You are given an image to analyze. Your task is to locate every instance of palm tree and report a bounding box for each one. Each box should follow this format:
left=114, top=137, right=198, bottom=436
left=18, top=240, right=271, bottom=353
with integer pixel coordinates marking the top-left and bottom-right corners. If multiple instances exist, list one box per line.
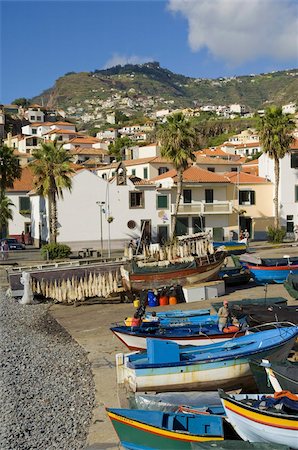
left=29, top=140, right=74, bottom=243
left=0, top=195, right=14, bottom=238
left=258, top=106, right=295, bottom=228
left=157, top=112, right=196, bottom=239
left=0, top=145, right=22, bottom=198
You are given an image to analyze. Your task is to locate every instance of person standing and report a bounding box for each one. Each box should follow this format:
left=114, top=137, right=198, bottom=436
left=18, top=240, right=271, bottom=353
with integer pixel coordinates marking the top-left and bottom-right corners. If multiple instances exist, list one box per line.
left=3, top=241, right=9, bottom=261
left=244, top=229, right=250, bottom=246
left=217, top=300, right=231, bottom=332
left=21, top=231, right=25, bottom=245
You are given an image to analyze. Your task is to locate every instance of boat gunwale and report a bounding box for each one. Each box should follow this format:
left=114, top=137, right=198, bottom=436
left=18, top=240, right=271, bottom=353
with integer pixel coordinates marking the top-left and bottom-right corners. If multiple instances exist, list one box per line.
left=125, top=328, right=298, bottom=370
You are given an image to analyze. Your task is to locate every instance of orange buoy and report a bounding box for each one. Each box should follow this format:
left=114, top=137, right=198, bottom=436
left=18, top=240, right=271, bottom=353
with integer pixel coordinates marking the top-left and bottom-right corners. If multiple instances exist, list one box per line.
left=169, top=295, right=177, bottom=305
left=159, top=295, right=169, bottom=306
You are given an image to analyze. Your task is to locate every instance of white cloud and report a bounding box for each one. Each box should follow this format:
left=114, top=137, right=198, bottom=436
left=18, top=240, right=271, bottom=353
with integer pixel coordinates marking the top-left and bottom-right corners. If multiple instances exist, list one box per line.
left=103, top=54, right=153, bottom=69
left=168, top=0, right=298, bottom=65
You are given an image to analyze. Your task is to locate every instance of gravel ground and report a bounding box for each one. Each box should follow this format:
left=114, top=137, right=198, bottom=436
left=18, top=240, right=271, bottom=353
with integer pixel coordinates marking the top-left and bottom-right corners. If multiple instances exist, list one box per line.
left=0, top=291, right=95, bottom=450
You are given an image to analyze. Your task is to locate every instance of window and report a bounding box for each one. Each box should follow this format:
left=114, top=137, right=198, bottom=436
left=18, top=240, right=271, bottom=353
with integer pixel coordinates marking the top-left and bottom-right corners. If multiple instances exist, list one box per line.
left=102, top=174, right=107, bottom=179
left=131, top=169, right=136, bottom=176
left=58, top=136, right=63, bottom=141
left=287, top=215, right=294, bottom=233
left=30, top=116, right=35, bottom=120
left=231, top=167, right=238, bottom=172
left=291, top=153, right=298, bottom=168
left=239, top=190, right=255, bottom=205
left=143, top=168, right=148, bottom=179
left=157, top=195, right=168, bottom=209
left=295, top=186, right=298, bottom=202
left=205, top=189, right=214, bottom=204
left=19, top=196, right=30, bottom=212
left=183, top=189, right=192, bottom=203
left=130, top=191, right=144, bottom=208
left=32, top=129, right=37, bottom=134
left=158, top=167, right=169, bottom=175
left=175, top=217, right=189, bottom=236
left=207, top=167, right=215, bottom=172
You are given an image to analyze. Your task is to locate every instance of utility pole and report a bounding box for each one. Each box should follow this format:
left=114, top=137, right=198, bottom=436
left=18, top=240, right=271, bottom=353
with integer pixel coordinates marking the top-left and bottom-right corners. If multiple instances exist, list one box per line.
left=96, top=201, right=105, bottom=257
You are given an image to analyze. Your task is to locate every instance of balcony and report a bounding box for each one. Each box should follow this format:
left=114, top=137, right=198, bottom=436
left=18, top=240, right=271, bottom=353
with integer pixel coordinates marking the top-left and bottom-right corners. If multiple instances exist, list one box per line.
left=171, top=201, right=232, bottom=215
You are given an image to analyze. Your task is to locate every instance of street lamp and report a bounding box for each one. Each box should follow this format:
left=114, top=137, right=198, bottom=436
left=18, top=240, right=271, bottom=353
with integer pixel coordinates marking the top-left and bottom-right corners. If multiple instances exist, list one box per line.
left=96, top=201, right=105, bottom=257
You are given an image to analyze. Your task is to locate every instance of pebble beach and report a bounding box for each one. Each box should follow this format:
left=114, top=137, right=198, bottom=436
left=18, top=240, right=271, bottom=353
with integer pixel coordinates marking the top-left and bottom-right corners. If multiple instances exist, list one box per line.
left=0, top=291, right=95, bottom=450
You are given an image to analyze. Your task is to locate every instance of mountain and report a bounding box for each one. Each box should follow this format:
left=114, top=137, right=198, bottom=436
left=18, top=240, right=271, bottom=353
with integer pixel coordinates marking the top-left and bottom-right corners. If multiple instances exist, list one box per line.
left=32, top=62, right=298, bottom=122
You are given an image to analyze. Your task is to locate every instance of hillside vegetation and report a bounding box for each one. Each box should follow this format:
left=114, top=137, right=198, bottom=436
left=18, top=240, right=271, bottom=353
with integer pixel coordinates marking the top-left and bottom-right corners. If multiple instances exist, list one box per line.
left=32, top=62, right=298, bottom=112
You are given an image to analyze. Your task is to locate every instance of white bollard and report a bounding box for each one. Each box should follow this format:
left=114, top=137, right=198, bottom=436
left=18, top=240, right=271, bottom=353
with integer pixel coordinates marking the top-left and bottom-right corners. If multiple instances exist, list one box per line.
left=19, top=271, right=34, bottom=305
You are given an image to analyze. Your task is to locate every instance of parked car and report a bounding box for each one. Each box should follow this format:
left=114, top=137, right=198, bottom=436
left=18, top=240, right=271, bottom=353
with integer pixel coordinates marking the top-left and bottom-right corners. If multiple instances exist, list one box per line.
left=0, top=238, right=25, bottom=250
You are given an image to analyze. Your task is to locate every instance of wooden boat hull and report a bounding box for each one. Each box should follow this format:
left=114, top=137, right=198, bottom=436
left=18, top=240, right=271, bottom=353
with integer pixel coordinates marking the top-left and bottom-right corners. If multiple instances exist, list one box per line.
left=107, top=408, right=224, bottom=450
left=127, top=252, right=226, bottom=291
left=111, top=327, right=245, bottom=351
left=116, top=329, right=297, bottom=393
left=220, top=392, right=298, bottom=449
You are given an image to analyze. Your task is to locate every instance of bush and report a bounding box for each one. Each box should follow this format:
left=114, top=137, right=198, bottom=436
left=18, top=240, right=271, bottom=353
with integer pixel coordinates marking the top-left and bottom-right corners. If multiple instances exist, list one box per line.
left=267, top=226, right=286, bottom=243
left=41, top=243, right=72, bottom=260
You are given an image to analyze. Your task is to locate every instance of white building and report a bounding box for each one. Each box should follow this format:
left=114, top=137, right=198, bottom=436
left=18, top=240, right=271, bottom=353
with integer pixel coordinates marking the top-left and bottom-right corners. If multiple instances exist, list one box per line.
left=258, top=138, right=298, bottom=235
left=24, top=105, right=45, bottom=123
left=96, top=156, right=172, bottom=180
left=282, top=103, right=296, bottom=115
left=30, top=169, right=172, bottom=249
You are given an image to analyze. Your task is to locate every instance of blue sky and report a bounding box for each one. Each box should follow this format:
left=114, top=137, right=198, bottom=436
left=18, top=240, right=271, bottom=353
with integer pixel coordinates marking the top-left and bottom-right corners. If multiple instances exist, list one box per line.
left=1, top=0, right=297, bottom=104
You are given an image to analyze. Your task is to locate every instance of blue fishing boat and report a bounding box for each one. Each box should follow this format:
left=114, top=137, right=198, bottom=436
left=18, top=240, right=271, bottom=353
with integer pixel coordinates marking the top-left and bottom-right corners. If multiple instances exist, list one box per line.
left=147, top=308, right=211, bottom=319
left=116, top=325, right=298, bottom=392
left=240, top=255, right=298, bottom=284
left=111, top=322, right=245, bottom=350
left=106, top=407, right=224, bottom=449
left=144, top=313, right=219, bottom=327
left=213, top=240, right=247, bottom=255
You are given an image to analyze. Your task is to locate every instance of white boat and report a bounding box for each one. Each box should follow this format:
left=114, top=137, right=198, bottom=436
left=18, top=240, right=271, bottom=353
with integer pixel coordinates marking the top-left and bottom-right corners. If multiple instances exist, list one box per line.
left=220, top=390, right=298, bottom=449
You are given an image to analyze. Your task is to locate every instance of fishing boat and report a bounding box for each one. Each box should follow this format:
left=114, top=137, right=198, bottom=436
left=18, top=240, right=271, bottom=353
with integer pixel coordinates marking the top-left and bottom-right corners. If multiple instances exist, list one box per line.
left=213, top=240, right=247, bottom=255
left=191, top=442, right=290, bottom=449
left=232, top=304, right=298, bottom=327
left=116, top=325, right=298, bottom=392
left=218, top=266, right=251, bottom=286
left=240, top=255, right=298, bottom=284
left=143, top=313, right=218, bottom=327
left=147, top=308, right=211, bottom=319
left=111, top=322, right=245, bottom=351
left=212, top=296, right=287, bottom=312
left=123, top=250, right=226, bottom=292
left=284, top=273, right=298, bottom=299
left=219, top=390, right=298, bottom=449
left=106, top=407, right=224, bottom=449
left=249, top=359, right=298, bottom=394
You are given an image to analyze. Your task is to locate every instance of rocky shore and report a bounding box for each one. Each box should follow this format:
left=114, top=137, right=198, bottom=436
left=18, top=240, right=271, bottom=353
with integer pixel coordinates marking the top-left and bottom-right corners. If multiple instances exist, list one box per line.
left=0, top=292, right=95, bottom=450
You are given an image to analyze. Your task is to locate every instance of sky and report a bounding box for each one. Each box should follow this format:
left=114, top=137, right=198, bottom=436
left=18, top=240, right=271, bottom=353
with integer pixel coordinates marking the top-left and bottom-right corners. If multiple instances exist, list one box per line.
left=1, top=0, right=298, bottom=104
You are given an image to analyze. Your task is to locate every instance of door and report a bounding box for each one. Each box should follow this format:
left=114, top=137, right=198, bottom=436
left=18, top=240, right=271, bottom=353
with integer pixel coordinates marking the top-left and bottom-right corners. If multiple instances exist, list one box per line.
left=239, top=216, right=252, bottom=238
left=157, top=225, right=169, bottom=244
left=205, top=189, right=214, bottom=204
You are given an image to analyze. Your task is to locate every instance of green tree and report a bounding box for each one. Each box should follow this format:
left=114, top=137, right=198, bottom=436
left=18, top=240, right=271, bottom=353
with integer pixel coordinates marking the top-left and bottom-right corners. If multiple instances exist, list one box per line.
left=29, top=140, right=74, bottom=244
left=11, top=97, right=31, bottom=107
left=108, top=136, right=133, bottom=161
left=157, top=112, right=196, bottom=239
left=258, top=106, right=295, bottom=228
left=0, top=196, right=14, bottom=238
left=0, top=145, right=22, bottom=197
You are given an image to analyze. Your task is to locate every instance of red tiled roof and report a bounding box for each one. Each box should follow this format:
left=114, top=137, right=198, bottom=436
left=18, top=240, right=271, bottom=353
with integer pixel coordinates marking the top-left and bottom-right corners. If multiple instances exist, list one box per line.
left=152, top=166, right=229, bottom=183
left=223, top=142, right=261, bottom=148
left=196, top=156, right=241, bottom=165
left=7, top=166, right=34, bottom=192
left=195, top=147, right=227, bottom=157
left=44, top=129, right=80, bottom=136
left=69, top=136, right=100, bottom=144
left=224, top=171, right=269, bottom=184
left=290, top=138, right=298, bottom=149
left=243, top=159, right=259, bottom=165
